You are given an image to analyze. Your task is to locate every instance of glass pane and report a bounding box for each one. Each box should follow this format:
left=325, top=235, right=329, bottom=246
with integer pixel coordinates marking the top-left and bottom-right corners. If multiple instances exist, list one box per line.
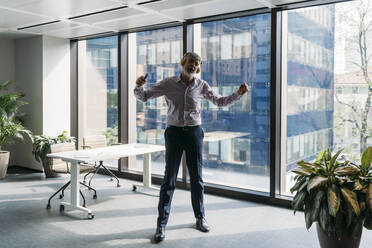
left=193, top=14, right=271, bottom=192
left=133, top=26, right=183, bottom=176
left=281, top=1, right=370, bottom=195
left=78, top=36, right=119, bottom=168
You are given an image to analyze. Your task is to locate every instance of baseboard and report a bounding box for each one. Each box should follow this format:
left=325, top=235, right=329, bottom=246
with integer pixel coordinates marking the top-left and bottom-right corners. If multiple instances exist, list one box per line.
left=7, top=165, right=43, bottom=174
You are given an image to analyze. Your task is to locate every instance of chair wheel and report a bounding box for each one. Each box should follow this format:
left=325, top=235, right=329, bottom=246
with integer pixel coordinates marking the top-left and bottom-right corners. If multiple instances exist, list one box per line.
left=83, top=181, right=86, bottom=184
left=46, top=204, right=51, bottom=209
left=59, top=194, right=64, bottom=199
left=59, top=205, right=65, bottom=212
left=88, top=213, right=94, bottom=219
left=93, top=194, right=97, bottom=199
left=117, top=184, right=121, bottom=187
left=109, top=178, right=114, bottom=181
left=83, top=203, right=87, bottom=207
left=132, top=185, right=137, bottom=191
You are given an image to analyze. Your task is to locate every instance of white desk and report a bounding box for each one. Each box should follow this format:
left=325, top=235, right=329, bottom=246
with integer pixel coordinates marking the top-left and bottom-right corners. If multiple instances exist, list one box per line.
left=47, top=143, right=165, bottom=219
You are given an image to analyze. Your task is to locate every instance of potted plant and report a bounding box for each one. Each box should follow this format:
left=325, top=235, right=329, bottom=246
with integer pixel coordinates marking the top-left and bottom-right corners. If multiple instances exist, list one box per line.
left=32, top=131, right=75, bottom=178
left=291, top=148, right=372, bottom=248
left=0, top=81, right=32, bottom=179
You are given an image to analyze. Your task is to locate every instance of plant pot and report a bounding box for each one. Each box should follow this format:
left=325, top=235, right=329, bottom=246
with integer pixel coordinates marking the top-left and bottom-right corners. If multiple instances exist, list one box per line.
left=41, top=157, right=60, bottom=178
left=0, top=151, right=10, bottom=179
left=316, top=223, right=363, bottom=248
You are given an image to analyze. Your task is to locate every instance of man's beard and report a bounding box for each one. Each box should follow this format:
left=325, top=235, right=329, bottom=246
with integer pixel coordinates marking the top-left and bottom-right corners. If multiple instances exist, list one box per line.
left=183, top=66, right=196, bottom=77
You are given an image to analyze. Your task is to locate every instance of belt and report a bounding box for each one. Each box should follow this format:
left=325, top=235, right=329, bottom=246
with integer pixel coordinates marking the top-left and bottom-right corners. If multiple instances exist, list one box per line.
left=169, top=125, right=200, bottom=131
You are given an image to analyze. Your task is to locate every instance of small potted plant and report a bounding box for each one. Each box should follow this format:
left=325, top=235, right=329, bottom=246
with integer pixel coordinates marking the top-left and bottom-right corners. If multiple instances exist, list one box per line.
left=0, top=81, right=32, bottom=179
left=32, top=131, right=75, bottom=178
left=291, top=147, right=372, bottom=248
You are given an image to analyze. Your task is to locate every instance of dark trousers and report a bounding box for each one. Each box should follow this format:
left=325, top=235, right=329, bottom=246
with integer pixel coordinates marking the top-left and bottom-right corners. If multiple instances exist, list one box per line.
left=157, top=125, right=205, bottom=228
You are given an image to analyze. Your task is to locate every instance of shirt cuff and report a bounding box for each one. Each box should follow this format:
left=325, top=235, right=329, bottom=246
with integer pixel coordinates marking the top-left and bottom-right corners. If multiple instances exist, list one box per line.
left=233, top=91, right=243, bottom=99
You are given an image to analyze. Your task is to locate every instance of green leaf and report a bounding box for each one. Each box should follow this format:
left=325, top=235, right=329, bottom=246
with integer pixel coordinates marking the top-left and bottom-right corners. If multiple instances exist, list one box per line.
left=361, top=147, right=372, bottom=171
left=328, top=149, right=343, bottom=171
left=353, top=180, right=364, bottom=191
left=292, top=190, right=307, bottom=213
left=307, top=176, right=328, bottom=192
left=367, top=184, right=372, bottom=212
left=341, top=188, right=360, bottom=216
left=291, top=167, right=311, bottom=176
left=305, top=207, right=313, bottom=230
left=290, top=178, right=307, bottom=194
left=364, top=211, right=372, bottom=230
left=327, top=185, right=340, bottom=217
left=345, top=205, right=353, bottom=228
left=319, top=202, right=329, bottom=232
left=311, top=190, right=325, bottom=221
left=334, top=166, right=360, bottom=176
left=316, top=150, right=326, bottom=163
left=335, top=211, right=346, bottom=240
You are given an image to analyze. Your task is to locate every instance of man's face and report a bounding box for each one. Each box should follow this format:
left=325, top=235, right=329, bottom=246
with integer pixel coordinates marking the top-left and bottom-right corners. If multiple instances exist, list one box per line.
left=182, top=57, right=201, bottom=77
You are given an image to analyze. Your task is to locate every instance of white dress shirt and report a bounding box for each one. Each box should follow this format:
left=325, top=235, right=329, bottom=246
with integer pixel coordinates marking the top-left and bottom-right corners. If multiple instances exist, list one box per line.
left=134, top=75, right=242, bottom=127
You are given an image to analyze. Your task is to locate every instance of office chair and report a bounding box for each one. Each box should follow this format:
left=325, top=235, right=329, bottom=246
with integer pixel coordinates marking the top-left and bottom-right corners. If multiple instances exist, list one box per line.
left=82, top=135, right=121, bottom=187
left=46, top=142, right=97, bottom=209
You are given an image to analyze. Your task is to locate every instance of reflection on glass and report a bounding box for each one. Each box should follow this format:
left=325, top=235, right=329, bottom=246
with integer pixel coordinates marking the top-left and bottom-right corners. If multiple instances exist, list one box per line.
left=134, top=26, right=183, bottom=175
left=78, top=36, right=118, bottom=167
left=281, top=1, right=356, bottom=195
left=195, top=14, right=271, bottom=192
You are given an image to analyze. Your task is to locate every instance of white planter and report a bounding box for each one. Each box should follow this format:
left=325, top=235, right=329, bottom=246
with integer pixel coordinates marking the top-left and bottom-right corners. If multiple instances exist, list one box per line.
left=0, top=151, right=10, bottom=179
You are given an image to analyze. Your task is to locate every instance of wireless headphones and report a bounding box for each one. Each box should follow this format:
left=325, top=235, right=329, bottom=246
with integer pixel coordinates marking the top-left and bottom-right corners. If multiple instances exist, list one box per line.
left=180, top=52, right=202, bottom=74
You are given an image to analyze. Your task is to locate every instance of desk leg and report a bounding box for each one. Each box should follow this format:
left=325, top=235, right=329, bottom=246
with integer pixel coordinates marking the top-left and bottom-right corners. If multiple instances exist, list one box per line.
left=60, top=162, right=94, bottom=219
left=132, top=153, right=158, bottom=193
left=143, top=153, right=151, bottom=187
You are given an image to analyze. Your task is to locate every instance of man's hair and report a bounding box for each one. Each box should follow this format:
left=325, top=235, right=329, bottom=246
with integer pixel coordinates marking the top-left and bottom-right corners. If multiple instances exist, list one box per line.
left=181, top=52, right=202, bottom=65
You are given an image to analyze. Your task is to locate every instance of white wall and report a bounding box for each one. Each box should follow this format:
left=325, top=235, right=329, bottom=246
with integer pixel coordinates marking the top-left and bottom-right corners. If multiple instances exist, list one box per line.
left=3, top=36, right=70, bottom=171
left=42, top=36, right=70, bottom=136
left=0, top=38, right=15, bottom=82
left=7, top=36, right=44, bottom=169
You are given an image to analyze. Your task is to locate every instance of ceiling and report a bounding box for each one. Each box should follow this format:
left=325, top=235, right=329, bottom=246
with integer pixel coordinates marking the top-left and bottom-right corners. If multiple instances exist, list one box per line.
left=0, top=0, right=322, bottom=39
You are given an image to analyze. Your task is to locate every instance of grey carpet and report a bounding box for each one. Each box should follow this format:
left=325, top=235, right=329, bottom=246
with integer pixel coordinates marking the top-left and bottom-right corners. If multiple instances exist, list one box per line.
left=0, top=171, right=371, bottom=248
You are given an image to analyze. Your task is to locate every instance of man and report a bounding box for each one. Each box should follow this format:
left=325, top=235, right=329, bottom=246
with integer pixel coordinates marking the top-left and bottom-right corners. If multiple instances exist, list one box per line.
left=134, top=52, right=248, bottom=243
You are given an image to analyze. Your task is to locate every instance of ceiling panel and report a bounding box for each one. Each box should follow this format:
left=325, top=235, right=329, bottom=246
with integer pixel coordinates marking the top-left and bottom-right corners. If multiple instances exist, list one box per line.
left=20, top=21, right=79, bottom=34
left=0, top=0, right=327, bottom=39
left=96, top=13, right=173, bottom=31
left=14, top=0, right=123, bottom=18
left=143, top=0, right=215, bottom=12
left=0, top=0, right=39, bottom=8
left=45, top=25, right=114, bottom=39
left=162, top=0, right=265, bottom=20
left=0, top=9, right=53, bottom=28
left=72, top=7, right=144, bottom=25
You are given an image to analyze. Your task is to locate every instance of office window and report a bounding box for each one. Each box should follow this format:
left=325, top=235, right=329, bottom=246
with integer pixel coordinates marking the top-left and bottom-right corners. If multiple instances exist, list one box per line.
left=281, top=0, right=372, bottom=196
left=129, top=26, right=183, bottom=175
left=191, top=14, right=271, bottom=192
left=78, top=36, right=119, bottom=167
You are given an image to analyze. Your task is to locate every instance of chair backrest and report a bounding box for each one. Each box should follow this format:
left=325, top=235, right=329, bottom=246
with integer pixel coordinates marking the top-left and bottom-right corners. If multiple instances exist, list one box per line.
left=50, top=142, right=76, bottom=173
left=83, top=135, right=107, bottom=149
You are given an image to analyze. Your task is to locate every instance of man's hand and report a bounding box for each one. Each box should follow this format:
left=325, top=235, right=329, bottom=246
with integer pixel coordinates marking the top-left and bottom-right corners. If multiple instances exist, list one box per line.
left=238, top=83, right=249, bottom=95
left=136, top=75, right=147, bottom=87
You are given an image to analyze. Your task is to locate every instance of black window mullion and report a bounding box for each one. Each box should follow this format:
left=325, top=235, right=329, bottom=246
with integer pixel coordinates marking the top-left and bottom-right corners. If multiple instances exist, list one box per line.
left=270, top=9, right=282, bottom=198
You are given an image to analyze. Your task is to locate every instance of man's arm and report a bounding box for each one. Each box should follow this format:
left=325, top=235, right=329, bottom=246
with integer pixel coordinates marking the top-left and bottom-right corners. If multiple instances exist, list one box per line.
left=202, top=81, right=248, bottom=107
left=134, top=76, right=167, bottom=102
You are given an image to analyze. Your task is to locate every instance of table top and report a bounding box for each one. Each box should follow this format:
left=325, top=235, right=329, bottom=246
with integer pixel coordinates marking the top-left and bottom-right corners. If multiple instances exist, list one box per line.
left=47, top=143, right=165, bottom=163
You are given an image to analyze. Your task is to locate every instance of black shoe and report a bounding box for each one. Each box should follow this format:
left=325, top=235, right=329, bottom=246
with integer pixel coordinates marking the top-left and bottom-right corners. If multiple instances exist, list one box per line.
left=153, top=226, right=165, bottom=243
left=196, top=218, right=210, bottom=232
